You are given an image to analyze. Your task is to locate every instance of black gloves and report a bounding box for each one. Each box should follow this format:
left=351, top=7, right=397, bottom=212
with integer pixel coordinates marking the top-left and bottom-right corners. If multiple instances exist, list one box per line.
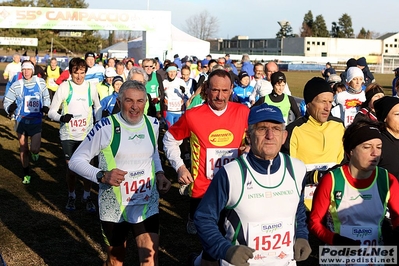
left=180, top=86, right=185, bottom=94
left=333, top=234, right=361, bottom=246
left=102, top=110, right=110, bottom=118
left=41, top=106, right=49, bottom=114
left=60, top=114, right=73, bottom=123
left=8, top=102, right=17, bottom=114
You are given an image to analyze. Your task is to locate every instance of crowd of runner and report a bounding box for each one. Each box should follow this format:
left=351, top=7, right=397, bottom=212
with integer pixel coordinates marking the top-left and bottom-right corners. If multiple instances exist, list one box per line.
left=2, top=51, right=399, bottom=265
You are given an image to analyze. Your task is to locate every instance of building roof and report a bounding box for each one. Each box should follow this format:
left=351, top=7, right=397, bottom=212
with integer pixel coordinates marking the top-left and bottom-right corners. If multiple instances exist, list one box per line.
left=377, top=32, right=398, bottom=40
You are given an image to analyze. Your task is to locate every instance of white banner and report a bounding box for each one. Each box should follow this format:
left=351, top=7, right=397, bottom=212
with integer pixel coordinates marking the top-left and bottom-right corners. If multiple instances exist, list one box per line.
left=0, top=6, right=170, bottom=31
left=0, top=37, right=38, bottom=46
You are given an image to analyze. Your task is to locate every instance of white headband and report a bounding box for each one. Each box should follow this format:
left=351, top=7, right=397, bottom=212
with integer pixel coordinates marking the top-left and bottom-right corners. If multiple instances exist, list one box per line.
left=21, top=62, right=34, bottom=70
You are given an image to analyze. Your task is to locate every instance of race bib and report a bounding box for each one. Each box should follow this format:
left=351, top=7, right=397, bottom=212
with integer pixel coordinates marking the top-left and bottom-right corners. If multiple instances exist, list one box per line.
left=303, top=185, right=317, bottom=211
left=344, top=108, right=358, bottom=127
left=304, top=162, right=336, bottom=211
left=68, top=117, right=87, bottom=132
left=340, top=225, right=379, bottom=247
left=206, top=148, right=238, bottom=179
left=120, top=170, right=152, bottom=206
left=24, top=95, right=40, bottom=113
left=247, top=219, right=294, bottom=265
left=49, top=78, right=57, bottom=87
left=167, top=98, right=182, bottom=111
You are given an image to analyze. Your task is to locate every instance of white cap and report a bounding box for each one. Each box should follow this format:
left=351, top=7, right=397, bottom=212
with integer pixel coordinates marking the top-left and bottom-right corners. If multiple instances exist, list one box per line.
left=105, top=67, right=117, bottom=78
left=346, top=67, right=364, bottom=83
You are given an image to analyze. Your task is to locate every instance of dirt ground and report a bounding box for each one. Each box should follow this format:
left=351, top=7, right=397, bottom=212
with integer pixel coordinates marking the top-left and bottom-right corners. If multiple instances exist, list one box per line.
left=0, top=111, right=324, bottom=266
left=0, top=109, right=208, bottom=265
left=0, top=65, right=326, bottom=266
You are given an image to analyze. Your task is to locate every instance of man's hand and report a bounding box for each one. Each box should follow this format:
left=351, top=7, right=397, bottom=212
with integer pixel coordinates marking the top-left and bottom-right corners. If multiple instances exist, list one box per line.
left=156, top=172, right=171, bottom=194
left=225, top=245, right=255, bottom=266
left=294, top=238, right=312, bottom=261
left=8, top=102, right=17, bottom=114
left=60, top=113, right=74, bottom=123
left=41, top=106, right=49, bottom=114
left=102, top=168, right=128, bottom=187
left=177, top=165, right=193, bottom=185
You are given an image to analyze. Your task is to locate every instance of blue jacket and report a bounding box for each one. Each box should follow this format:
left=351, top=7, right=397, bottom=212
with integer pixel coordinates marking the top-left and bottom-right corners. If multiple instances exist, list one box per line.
left=226, top=59, right=238, bottom=75
left=173, top=57, right=182, bottom=69
left=233, top=84, right=254, bottom=107
left=241, top=61, right=254, bottom=76
left=100, top=92, right=118, bottom=116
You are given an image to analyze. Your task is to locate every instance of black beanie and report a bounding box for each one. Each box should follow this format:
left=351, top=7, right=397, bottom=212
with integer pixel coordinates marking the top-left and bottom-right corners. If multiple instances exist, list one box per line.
left=271, top=71, right=286, bottom=87
left=374, top=96, right=399, bottom=122
left=364, top=85, right=384, bottom=106
left=112, top=76, right=124, bottom=87
left=303, top=77, right=333, bottom=104
left=346, top=58, right=357, bottom=68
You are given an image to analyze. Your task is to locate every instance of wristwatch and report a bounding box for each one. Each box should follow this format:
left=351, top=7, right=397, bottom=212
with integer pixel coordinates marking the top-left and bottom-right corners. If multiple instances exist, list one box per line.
left=96, top=170, right=106, bottom=183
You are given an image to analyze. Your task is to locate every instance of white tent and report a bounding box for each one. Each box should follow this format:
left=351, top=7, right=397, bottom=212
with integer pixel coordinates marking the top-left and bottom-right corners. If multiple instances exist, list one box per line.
left=166, top=25, right=210, bottom=60
left=128, top=25, right=210, bottom=61
left=100, top=42, right=128, bottom=59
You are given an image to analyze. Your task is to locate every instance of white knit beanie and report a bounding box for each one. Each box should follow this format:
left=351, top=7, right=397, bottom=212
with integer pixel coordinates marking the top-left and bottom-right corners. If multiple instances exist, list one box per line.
left=346, top=67, right=364, bottom=83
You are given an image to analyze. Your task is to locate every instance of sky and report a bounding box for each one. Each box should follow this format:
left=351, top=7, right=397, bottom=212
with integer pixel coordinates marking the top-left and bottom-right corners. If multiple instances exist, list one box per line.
left=85, top=0, right=399, bottom=39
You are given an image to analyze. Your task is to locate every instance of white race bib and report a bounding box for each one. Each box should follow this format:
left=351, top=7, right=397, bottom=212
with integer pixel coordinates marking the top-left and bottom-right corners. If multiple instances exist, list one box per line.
left=340, top=225, right=379, bottom=247
left=344, top=108, right=358, bottom=127
left=49, top=78, right=57, bottom=87
left=206, top=148, right=238, bottom=180
left=167, top=98, right=182, bottom=111
left=247, top=218, right=294, bottom=265
left=24, top=95, right=40, bottom=113
left=120, top=169, right=153, bottom=206
left=68, top=116, right=87, bottom=133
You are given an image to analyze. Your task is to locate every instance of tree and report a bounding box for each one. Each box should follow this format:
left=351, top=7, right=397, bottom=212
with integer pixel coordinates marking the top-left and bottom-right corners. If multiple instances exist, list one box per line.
left=300, top=10, right=313, bottom=37
left=184, top=10, right=219, bottom=40
left=276, top=22, right=295, bottom=38
left=36, top=0, right=87, bottom=8
left=313, top=15, right=329, bottom=37
left=357, top=27, right=372, bottom=39
left=338, top=13, right=354, bottom=38
left=330, top=22, right=340, bottom=37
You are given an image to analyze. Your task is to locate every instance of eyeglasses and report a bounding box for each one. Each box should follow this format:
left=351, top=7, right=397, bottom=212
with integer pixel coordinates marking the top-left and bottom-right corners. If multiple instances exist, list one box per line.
left=255, top=126, right=283, bottom=136
left=143, top=65, right=154, bottom=69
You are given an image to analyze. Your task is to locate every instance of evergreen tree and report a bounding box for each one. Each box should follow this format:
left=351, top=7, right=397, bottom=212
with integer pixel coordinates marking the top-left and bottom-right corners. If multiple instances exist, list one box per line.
left=313, top=15, right=329, bottom=37
left=300, top=10, right=313, bottom=37
left=330, top=22, right=340, bottom=37
left=276, top=22, right=295, bottom=38
left=338, top=13, right=354, bottom=38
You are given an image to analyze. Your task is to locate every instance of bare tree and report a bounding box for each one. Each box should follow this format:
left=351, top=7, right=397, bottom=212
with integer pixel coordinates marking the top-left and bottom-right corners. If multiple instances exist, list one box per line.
left=184, top=10, right=219, bottom=40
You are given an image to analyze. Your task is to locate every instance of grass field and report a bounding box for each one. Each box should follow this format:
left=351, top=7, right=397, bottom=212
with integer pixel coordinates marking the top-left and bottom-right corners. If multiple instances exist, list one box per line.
left=0, top=63, right=395, bottom=266
left=283, top=71, right=394, bottom=98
